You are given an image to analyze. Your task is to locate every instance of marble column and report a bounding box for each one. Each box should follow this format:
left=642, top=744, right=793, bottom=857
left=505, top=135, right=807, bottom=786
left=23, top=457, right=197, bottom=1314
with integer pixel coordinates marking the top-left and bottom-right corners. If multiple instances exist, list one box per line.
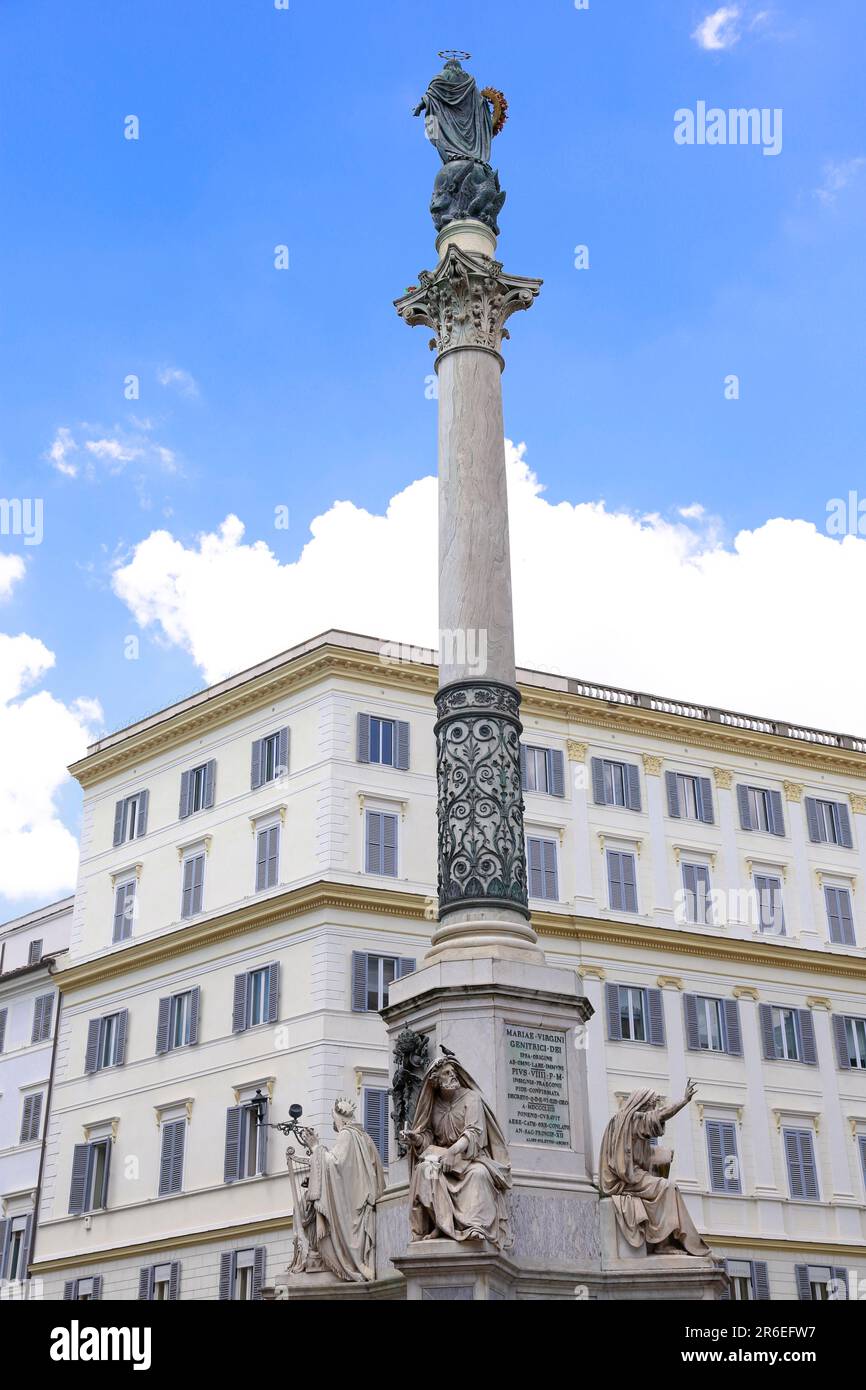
left=396, top=220, right=542, bottom=962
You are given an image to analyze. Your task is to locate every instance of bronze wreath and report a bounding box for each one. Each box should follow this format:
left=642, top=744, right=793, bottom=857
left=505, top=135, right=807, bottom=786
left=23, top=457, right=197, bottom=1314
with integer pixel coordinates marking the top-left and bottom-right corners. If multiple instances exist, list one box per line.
left=481, top=87, right=508, bottom=137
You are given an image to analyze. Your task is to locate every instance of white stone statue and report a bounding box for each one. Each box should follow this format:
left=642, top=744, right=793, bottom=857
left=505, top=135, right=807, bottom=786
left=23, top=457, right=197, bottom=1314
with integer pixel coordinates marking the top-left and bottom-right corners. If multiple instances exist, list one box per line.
left=598, top=1084, right=711, bottom=1256
left=287, top=1098, right=385, bottom=1283
left=400, top=1053, right=512, bottom=1250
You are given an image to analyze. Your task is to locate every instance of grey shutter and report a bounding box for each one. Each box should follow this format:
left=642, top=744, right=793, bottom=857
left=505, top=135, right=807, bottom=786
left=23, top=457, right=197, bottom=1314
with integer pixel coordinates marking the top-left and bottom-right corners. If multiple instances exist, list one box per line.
left=736, top=784, right=752, bottom=830
left=178, top=770, right=192, bottom=819
left=784, top=1130, right=803, bottom=1198
left=232, top=973, right=248, bottom=1033
left=257, top=1102, right=268, bottom=1175
left=64, top=1280, right=76, bottom=1300
left=224, top=1107, right=242, bottom=1183
left=20, top=1096, right=34, bottom=1143
left=69, top=1143, right=90, bottom=1214
left=277, top=727, right=289, bottom=778
left=528, top=837, right=543, bottom=898
left=395, top=720, right=410, bottom=771
left=665, top=771, right=680, bottom=818
left=706, top=1120, right=727, bottom=1192
left=622, top=852, right=637, bottom=912
left=858, top=1135, right=866, bottom=1185
left=169, top=1261, right=181, bottom=1300
left=112, top=884, right=127, bottom=943
left=682, top=863, right=698, bottom=921
left=170, top=1119, right=186, bottom=1193
left=84, top=1018, right=101, bottom=1073
left=18, top=1213, right=33, bottom=1282
left=266, top=961, right=280, bottom=1023
left=364, top=1088, right=389, bottom=1163
left=356, top=713, right=371, bottom=763
left=191, top=853, right=204, bottom=914
left=786, top=1129, right=819, bottom=1201
left=606, top=983, right=623, bottom=1041
left=543, top=838, right=558, bottom=899
left=181, top=856, right=194, bottom=917
left=768, top=790, right=785, bottom=836
left=519, top=744, right=528, bottom=790
left=548, top=748, right=565, bottom=798
left=252, top=1247, right=266, bottom=1301
left=723, top=998, right=743, bottom=1056
left=800, top=1132, right=820, bottom=1201
left=758, top=1003, right=777, bottom=1059
left=838, top=889, right=855, bottom=946
left=626, top=762, right=642, bottom=811
left=115, top=1008, right=129, bottom=1066
left=155, top=997, right=171, bottom=1055
left=832, top=1014, right=851, bottom=1069
left=91, top=1275, right=103, bottom=1300
left=795, top=1265, right=811, bottom=1301
left=137, top=789, right=149, bottom=836
left=218, top=1250, right=234, bottom=1300
left=607, top=851, right=621, bottom=910
left=113, top=799, right=125, bottom=846
left=683, top=994, right=701, bottom=1051
left=753, top=1261, right=770, bottom=1300
left=97, top=1141, right=112, bottom=1208
left=365, top=810, right=381, bottom=873
left=250, top=738, right=263, bottom=790
left=0, top=1009, right=6, bottom=1052
left=382, top=813, right=398, bottom=876
left=22, top=1092, right=43, bottom=1143
left=832, top=1268, right=849, bottom=1298
left=697, top=776, right=714, bottom=824
left=0, top=1219, right=8, bottom=1279
left=837, top=801, right=853, bottom=849
left=798, top=1009, right=817, bottom=1065
left=159, top=1119, right=185, bottom=1196
left=397, top=957, right=416, bottom=978
left=591, top=757, right=606, bottom=805
left=255, top=829, right=268, bottom=891
left=138, top=1266, right=153, bottom=1300
left=351, top=952, right=368, bottom=1011
left=204, top=759, right=216, bottom=809
left=804, top=796, right=822, bottom=843
left=189, top=986, right=201, bottom=1045
left=647, top=988, right=665, bottom=1046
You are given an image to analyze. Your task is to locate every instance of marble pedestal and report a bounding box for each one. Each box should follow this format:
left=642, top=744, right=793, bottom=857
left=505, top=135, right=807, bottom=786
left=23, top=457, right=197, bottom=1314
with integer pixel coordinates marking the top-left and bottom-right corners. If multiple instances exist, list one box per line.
left=393, top=1239, right=519, bottom=1301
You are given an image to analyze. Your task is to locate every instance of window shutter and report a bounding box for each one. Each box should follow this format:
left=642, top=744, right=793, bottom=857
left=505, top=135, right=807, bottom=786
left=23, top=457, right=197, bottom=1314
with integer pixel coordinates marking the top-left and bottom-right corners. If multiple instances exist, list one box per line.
left=257, top=1101, right=269, bottom=1176
left=19, top=1213, right=33, bottom=1282
left=366, top=810, right=381, bottom=874
left=736, top=784, right=752, bottom=830
left=90, top=1275, right=103, bottom=1300
left=169, top=1261, right=181, bottom=1300
left=543, top=838, right=558, bottom=899
left=591, top=757, right=606, bottom=805
left=698, top=777, right=714, bottom=824
left=178, top=770, right=192, bottom=820
left=784, top=1130, right=804, bottom=1198
left=20, top=1095, right=34, bottom=1144
left=832, top=1014, right=851, bottom=1069
left=155, top=997, right=171, bottom=1055
left=706, top=1120, right=728, bottom=1192
left=626, top=762, right=642, bottom=811
left=683, top=994, right=701, bottom=1051
left=112, top=884, right=127, bottom=944
left=752, top=1261, right=770, bottom=1301
left=758, top=1003, right=777, bottom=1059
left=351, top=952, right=368, bottom=1011
left=218, top=1251, right=234, bottom=1300
left=397, top=957, right=416, bottom=978
left=794, top=1265, right=811, bottom=1301
left=798, top=1009, right=817, bottom=1065
left=84, top=1018, right=101, bottom=1074
left=786, top=1129, right=819, bottom=1201
left=800, top=1133, right=819, bottom=1201
left=837, top=802, right=853, bottom=849
left=23, top=1092, right=43, bottom=1143
left=97, top=1142, right=112, bottom=1209
left=858, top=1135, right=866, bottom=1185
left=528, top=837, right=543, bottom=898
left=647, top=988, right=665, bottom=1046
left=137, top=789, right=149, bottom=836
left=607, top=851, right=621, bottom=910
left=189, top=986, right=201, bottom=1045
left=232, top=974, right=248, bottom=1033
left=69, top=1143, right=90, bottom=1214
left=605, top=983, right=622, bottom=1041
left=255, top=829, right=269, bottom=891
left=519, top=744, right=528, bottom=790
left=0, top=1219, right=8, bottom=1280
left=831, top=1268, right=849, bottom=1299
left=192, top=853, right=204, bottom=914
left=665, top=770, right=680, bottom=817
left=113, top=800, right=125, bottom=846
left=381, top=813, right=398, bottom=877
left=160, top=1119, right=185, bottom=1196
left=63, top=1279, right=76, bottom=1300
left=224, top=1107, right=242, bottom=1183
left=138, top=1266, right=153, bottom=1300
left=204, top=759, right=216, bottom=809
left=115, top=1009, right=129, bottom=1066
left=277, top=727, right=289, bottom=777
left=838, top=890, right=855, bottom=946
left=364, top=1088, right=389, bottom=1163
left=395, top=720, right=410, bottom=771
left=181, top=856, right=194, bottom=917
left=622, top=852, right=637, bottom=912
left=356, top=713, right=371, bottom=763
left=0, top=1009, right=6, bottom=1052
left=768, top=790, right=785, bottom=837
left=250, top=738, right=263, bottom=790
left=266, top=961, right=280, bottom=1023
left=548, top=748, right=565, bottom=798
left=804, top=796, right=821, bottom=843
left=252, top=1247, right=266, bottom=1301
left=723, top=998, right=743, bottom=1056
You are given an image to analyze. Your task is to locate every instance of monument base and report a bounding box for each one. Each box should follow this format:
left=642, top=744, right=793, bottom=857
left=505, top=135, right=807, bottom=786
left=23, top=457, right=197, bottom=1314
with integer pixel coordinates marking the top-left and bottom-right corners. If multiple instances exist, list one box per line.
left=261, top=1269, right=404, bottom=1301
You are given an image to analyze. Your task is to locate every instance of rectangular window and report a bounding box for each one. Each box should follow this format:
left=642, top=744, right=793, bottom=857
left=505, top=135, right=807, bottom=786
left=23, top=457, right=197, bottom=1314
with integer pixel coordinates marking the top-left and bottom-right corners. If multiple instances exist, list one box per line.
left=706, top=1119, right=741, bottom=1194
left=592, top=757, right=641, bottom=810
left=370, top=716, right=395, bottom=767
left=189, top=764, right=208, bottom=815
left=85, top=1010, right=127, bottom=1072
left=606, top=849, right=638, bottom=912
left=248, top=968, right=269, bottom=1028
left=0, top=1008, right=7, bottom=1053
left=749, top=787, right=771, bottom=832
left=666, top=771, right=714, bottom=824
left=527, top=835, right=559, bottom=900
left=619, top=985, right=647, bottom=1042
left=363, top=1087, right=389, bottom=1164
left=69, top=1138, right=112, bottom=1214
left=681, top=862, right=711, bottom=924
left=357, top=713, right=409, bottom=769
left=112, top=879, right=136, bottom=943
left=232, top=963, right=279, bottom=1033
left=805, top=796, right=853, bottom=847
left=31, top=993, right=53, bottom=1043
left=521, top=745, right=565, bottom=797
left=696, top=996, right=725, bottom=1052
left=351, top=952, right=416, bottom=1012
left=113, top=790, right=149, bottom=846
left=737, top=783, right=784, bottom=835
left=784, top=1128, right=820, bottom=1202
left=255, top=824, right=280, bottom=891
left=824, top=885, right=855, bottom=946
left=524, top=745, right=548, bottom=793
left=158, top=1118, right=186, bottom=1197
left=20, top=1093, right=44, bottom=1144
left=3, top=1217, right=30, bottom=1282
left=181, top=852, right=205, bottom=918
left=99, top=1014, right=118, bottom=1069
left=845, top=1016, right=866, bottom=1069
left=171, top=992, right=192, bottom=1049
left=754, top=873, right=785, bottom=934
left=153, top=1263, right=172, bottom=1301
left=365, top=810, right=398, bottom=877
left=771, top=1006, right=801, bottom=1061
left=726, top=1260, right=770, bottom=1300
left=235, top=1249, right=256, bottom=1301
left=28, top=939, right=43, bottom=964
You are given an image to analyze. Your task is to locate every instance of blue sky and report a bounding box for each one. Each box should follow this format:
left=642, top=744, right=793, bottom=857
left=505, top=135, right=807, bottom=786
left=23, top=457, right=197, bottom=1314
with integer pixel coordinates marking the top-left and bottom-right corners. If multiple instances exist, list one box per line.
left=1, top=0, right=865, bottom=916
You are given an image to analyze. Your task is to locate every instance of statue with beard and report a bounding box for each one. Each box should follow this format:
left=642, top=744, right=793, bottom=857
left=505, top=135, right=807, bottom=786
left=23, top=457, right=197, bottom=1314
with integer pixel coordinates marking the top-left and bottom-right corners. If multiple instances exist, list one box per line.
left=400, top=1051, right=512, bottom=1249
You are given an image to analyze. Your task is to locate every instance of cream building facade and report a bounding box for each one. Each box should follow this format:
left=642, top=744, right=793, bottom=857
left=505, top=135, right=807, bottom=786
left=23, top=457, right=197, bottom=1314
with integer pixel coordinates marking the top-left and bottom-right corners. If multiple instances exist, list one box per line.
left=28, top=631, right=866, bottom=1300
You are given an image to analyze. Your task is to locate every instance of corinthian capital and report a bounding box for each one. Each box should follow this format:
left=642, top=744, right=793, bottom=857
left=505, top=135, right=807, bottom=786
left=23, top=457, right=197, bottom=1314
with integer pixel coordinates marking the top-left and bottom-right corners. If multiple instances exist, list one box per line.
left=395, top=243, right=541, bottom=362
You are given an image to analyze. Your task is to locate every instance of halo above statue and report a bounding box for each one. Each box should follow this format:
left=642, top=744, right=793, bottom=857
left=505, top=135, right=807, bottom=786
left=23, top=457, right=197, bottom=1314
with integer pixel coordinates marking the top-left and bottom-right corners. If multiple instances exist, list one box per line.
left=437, top=49, right=472, bottom=61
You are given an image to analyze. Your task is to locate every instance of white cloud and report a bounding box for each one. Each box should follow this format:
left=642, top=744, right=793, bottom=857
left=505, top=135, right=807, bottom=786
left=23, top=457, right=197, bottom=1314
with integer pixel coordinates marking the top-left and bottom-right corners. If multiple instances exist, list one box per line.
left=0, top=631, right=101, bottom=901
left=45, top=422, right=179, bottom=486
left=113, top=442, right=866, bottom=734
left=85, top=438, right=144, bottom=466
left=0, top=555, right=25, bottom=601
left=692, top=6, right=743, bottom=50
left=157, top=366, right=199, bottom=398
left=46, top=426, right=79, bottom=477
left=814, top=157, right=866, bottom=207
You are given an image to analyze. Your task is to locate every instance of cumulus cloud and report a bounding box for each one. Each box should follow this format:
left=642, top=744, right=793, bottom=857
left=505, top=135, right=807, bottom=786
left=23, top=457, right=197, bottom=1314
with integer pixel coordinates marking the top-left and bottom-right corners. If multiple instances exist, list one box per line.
left=692, top=6, right=743, bottom=50
left=112, top=443, right=866, bottom=734
left=814, top=157, right=866, bottom=207
left=0, top=555, right=25, bottom=600
left=157, top=366, right=199, bottom=398
left=0, top=631, right=101, bottom=901
left=45, top=421, right=178, bottom=484
left=46, top=426, right=79, bottom=477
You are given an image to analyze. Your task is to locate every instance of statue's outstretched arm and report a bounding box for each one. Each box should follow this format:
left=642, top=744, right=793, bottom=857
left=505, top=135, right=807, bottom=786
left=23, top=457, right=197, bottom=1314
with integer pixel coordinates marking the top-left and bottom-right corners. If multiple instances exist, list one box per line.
left=412, top=98, right=426, bottom=117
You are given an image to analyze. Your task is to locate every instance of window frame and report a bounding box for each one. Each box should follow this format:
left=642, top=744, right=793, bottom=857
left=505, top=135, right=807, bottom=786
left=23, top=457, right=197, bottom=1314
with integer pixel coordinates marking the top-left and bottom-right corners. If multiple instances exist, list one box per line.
left=255, top=820, right=280, bottom=892
left=180, top=849, right=205, bottom=919
left=606, top=847, right=639, bottom=913
left=527, top=833, right=559, bottom=901
left=771, top=1005, right=801, bottom=1061
left=845, top=1015, right=866, bottom=1069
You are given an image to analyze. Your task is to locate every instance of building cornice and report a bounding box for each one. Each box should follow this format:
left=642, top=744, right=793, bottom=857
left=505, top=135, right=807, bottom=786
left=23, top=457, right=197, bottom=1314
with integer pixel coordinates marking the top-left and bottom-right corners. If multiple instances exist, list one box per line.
left=52, top=881, right=866, bottom=993
left=30, top=1212, right=296, bottom=1274
left=69, top=642, right=866, bottom=788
